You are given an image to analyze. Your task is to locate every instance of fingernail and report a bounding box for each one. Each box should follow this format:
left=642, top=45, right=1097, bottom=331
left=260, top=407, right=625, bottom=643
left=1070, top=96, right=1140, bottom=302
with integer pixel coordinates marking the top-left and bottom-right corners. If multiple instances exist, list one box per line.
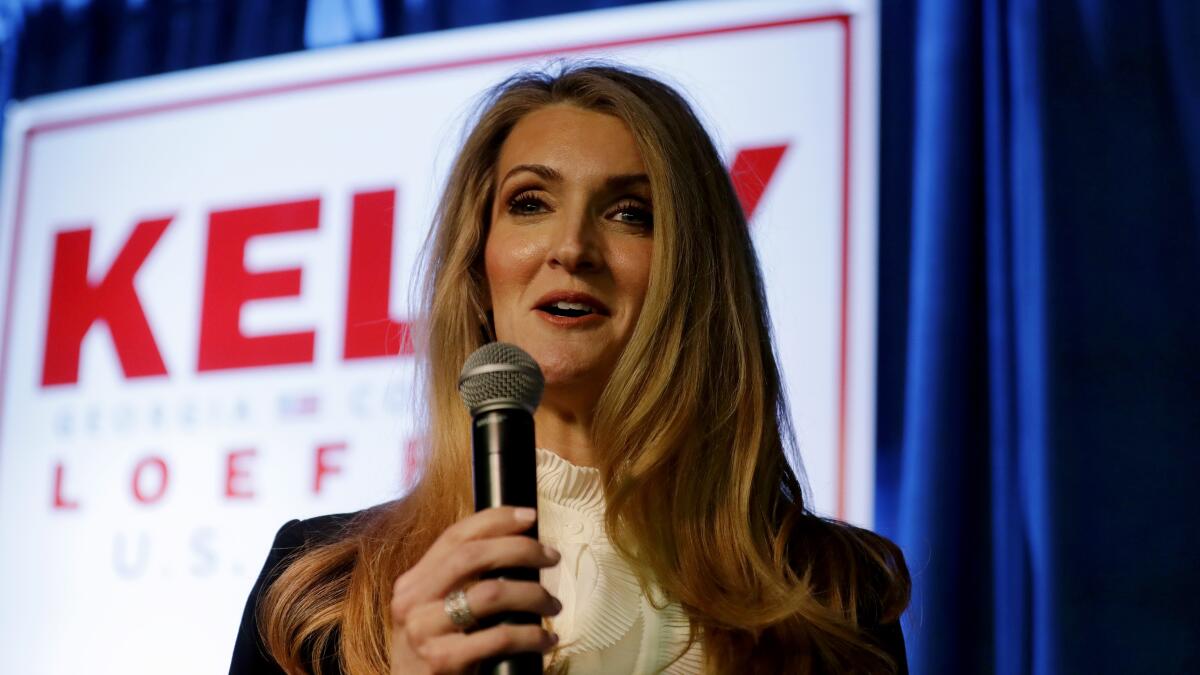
left=515, top=507, right=537, bottom=523
left=543, top=545, right=560, bottom=561
left=552, top=597, right=563, bottom=613
left=548, top=632, right=560, bottom=645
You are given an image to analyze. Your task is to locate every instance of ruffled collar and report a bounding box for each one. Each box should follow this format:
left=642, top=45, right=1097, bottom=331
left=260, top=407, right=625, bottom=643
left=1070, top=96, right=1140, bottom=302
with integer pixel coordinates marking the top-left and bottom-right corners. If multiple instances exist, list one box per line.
left=534, top=449, right=703, bottom=672
left=535, top=447, right=605, bottom=512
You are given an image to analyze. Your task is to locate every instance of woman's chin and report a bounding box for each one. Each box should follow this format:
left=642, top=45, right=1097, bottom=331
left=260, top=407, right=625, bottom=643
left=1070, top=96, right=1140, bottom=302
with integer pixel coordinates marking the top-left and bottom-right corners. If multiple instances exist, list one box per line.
left=531, top=353, right=610, bottom=393
left=539, top=365, right=601, bottom=390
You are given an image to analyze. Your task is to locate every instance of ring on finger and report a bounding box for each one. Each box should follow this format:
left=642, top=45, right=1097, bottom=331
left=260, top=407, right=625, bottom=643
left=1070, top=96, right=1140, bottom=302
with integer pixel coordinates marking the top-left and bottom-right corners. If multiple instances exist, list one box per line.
left=443, top=588, right=475, bottom=630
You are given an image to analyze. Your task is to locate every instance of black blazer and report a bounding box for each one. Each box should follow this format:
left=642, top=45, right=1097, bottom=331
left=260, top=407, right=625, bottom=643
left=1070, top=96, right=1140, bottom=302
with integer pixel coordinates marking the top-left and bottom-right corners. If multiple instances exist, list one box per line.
left=230, top=512, right=356, bottom=675
left=229, top=512, right=908, bottom=674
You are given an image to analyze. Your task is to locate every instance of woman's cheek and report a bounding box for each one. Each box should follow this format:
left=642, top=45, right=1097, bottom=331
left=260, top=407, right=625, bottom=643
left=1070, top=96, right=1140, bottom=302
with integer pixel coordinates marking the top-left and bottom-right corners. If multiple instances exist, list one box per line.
left=484, top=226, right=543, bottom=333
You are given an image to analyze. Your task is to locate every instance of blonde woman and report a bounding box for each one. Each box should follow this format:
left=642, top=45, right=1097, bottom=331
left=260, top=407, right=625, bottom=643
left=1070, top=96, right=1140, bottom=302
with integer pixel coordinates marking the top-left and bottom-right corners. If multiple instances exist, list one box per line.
left=229, top=64, right=910, bottom=675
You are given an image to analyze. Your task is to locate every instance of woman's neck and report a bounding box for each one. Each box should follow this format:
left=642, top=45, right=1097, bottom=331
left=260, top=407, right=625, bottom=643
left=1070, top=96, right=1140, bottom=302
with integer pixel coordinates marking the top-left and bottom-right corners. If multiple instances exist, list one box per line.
left=534, top=397, right=596, bottom=468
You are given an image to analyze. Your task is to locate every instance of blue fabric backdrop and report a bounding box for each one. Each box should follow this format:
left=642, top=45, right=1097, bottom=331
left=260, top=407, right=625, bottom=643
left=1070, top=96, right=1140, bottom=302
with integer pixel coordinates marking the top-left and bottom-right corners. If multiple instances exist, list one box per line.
left=876, top=1, right=1200, bottom=673
left=1, top=1, right=1198, bottom=672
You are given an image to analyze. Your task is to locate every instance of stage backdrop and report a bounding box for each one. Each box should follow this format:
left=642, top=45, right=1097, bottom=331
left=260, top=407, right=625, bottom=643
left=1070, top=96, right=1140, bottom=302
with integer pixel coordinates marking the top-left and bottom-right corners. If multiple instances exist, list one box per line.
left=0, top=1, right=878, bottom=672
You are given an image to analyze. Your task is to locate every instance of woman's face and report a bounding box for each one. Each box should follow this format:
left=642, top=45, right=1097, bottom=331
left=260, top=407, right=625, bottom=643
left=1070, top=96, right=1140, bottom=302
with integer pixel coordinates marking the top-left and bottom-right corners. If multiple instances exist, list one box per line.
left=484, top=104, right=654, bottom=400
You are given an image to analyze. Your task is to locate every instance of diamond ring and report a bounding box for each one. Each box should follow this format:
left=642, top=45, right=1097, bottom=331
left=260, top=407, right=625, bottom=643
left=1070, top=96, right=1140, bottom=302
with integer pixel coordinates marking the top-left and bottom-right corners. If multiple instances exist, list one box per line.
left=443, top=588, right=475, bottom=629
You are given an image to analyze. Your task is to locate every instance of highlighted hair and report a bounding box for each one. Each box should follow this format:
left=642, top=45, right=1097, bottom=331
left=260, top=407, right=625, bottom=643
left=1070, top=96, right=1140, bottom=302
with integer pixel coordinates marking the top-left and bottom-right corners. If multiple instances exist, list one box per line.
left=260, top=64, right=909, bottom=674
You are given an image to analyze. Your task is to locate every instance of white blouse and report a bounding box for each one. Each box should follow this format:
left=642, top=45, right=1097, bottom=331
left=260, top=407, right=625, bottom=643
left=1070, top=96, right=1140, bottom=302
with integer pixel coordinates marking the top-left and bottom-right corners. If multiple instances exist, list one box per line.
left=536, top=448, right=703, bottom=674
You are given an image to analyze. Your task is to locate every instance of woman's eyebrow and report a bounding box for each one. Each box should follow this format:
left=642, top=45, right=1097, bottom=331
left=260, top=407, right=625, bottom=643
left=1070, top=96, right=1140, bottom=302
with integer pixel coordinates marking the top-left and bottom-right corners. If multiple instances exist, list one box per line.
left=605, top=173, right=650, bottom=191
left=501, top=163, right=561, bottom=184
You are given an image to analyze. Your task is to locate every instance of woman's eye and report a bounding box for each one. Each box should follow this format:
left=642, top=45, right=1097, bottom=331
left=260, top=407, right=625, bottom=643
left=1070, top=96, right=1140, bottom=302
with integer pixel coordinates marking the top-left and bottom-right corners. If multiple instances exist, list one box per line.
left=508, top=192, right=548, bottom=216
left=610, top=201, right=653, bottom=228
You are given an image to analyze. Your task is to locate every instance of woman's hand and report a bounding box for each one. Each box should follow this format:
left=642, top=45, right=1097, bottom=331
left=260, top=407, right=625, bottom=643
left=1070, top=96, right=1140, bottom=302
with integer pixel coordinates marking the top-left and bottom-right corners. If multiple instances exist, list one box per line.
left=390, top=506, right=562, bottom=674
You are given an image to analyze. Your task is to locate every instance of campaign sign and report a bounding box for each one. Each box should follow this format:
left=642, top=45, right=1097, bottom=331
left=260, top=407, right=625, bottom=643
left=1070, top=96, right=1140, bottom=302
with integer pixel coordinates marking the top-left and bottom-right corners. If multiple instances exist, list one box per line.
left=0, top=0, right=878, bottom=671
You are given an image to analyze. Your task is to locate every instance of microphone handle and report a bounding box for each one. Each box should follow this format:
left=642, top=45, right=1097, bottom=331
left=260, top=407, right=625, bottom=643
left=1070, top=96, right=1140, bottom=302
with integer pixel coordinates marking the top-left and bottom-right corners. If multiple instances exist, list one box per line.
left=471, top=407, right=543, bottom=675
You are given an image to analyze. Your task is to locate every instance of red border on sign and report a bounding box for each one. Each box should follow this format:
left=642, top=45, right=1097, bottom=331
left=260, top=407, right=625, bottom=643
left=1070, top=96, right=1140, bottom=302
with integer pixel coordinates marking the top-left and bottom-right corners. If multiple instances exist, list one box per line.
left=1, top=13, right=856, bottom=518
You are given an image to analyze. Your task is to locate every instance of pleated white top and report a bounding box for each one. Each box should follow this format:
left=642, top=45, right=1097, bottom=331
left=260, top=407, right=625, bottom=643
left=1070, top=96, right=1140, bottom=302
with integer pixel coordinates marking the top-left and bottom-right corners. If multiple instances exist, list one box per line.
left=536, top=448, right=703, bottom=674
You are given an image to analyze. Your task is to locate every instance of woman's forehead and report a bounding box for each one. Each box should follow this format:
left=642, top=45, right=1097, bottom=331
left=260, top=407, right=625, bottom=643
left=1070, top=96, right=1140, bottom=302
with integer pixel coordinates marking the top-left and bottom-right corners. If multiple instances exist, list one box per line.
left=494, top=105, right=646, bottom=183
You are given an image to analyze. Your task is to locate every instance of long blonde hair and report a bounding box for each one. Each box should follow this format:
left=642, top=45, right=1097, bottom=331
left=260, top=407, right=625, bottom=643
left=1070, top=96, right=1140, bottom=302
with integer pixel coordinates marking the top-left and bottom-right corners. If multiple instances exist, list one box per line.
left=260, top=64, right=909, bottom=674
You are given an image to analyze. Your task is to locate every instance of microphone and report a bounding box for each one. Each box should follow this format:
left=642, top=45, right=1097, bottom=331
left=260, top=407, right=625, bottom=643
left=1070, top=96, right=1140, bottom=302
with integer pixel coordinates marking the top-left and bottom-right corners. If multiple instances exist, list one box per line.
left=458, top=342, right=545, bottom=675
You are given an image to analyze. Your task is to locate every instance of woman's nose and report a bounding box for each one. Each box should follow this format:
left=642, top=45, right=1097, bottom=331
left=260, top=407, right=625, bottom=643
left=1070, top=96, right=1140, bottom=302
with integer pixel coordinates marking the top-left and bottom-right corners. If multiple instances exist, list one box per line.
left=547, top=208, right=602, bottom=273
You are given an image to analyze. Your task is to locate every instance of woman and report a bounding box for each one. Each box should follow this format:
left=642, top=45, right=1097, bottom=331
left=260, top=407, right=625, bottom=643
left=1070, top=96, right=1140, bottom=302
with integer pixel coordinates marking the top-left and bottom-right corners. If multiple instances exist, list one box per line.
left=230, top=64, right=910, bottom=675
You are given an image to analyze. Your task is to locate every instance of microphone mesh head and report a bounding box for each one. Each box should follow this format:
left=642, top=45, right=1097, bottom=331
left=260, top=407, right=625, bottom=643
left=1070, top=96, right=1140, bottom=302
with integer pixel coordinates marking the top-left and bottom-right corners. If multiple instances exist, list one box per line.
left=458, top=342, right=545, bottom=414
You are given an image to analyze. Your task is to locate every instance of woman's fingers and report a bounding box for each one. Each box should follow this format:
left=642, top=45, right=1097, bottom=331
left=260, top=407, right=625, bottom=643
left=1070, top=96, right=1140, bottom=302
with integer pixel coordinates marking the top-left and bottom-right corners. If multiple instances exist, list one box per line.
left=395, top=535, right=559, bottom=610
left=388, top=508, right=561, bottom=673
left=435, top=507, right=538, bottom=554
left=391, top=507, right=559, bottom=616
left=420, top=535, right=559, bottom=603
left=404, top=579, right=561, bottom=643
left=416, top=624, right=558, bottom=674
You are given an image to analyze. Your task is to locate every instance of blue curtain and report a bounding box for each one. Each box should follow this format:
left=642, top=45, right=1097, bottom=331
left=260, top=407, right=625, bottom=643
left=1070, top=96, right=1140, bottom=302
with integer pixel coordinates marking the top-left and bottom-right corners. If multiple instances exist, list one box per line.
left=877, top=1, right=1200, bottom=673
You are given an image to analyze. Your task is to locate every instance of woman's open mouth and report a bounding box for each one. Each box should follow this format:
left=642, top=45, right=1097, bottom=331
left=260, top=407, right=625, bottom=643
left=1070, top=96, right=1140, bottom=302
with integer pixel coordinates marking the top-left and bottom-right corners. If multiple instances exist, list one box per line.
left=533, top=292, right=609, bottom=326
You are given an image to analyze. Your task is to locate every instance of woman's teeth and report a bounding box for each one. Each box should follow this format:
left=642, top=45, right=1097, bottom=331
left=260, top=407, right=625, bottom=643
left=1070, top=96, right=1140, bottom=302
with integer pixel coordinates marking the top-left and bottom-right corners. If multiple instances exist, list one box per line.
left=554, top=301, right=593, bottom=312
left=544, top=301, right=595, bottom=317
